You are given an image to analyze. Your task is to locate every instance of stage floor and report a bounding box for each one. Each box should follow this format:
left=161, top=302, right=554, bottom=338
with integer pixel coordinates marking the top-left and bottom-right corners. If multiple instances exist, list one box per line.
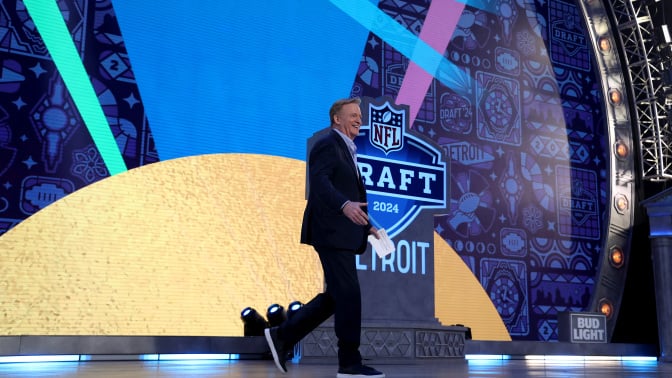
left=0, top=358, right=670, bottom=377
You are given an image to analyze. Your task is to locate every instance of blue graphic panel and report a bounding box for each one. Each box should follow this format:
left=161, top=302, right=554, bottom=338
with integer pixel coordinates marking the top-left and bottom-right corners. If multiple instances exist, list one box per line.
left=0, top=0, right=158, bottom=236
left=0, top=0, right=610, bottom=342
left=351, top=0, right=607, bottom=340
left=112, top=1, right=374, bottom=162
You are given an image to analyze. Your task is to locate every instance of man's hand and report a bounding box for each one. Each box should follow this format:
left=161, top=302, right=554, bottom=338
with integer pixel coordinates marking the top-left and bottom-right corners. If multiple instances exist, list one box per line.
left=368, top=225, right=380, bottom=240
left=343, top=201, right=370, bottom=226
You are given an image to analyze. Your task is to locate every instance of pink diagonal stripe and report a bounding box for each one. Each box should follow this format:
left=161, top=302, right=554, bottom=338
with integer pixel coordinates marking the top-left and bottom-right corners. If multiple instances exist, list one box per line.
left=396, top=0, right=466, bottom=128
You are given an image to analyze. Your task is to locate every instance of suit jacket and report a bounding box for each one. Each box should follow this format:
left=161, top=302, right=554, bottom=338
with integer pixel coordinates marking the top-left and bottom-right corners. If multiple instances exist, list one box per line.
left=301, top=129, right=369, bottom=253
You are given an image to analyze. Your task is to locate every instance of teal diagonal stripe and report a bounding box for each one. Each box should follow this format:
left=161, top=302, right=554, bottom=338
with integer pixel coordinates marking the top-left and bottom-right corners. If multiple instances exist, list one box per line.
left=23, top=0, right=128, bottom=176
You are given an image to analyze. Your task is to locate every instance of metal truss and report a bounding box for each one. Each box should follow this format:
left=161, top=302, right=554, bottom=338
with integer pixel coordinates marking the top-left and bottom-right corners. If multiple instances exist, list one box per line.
left=609, top=0, right=672, bottom=181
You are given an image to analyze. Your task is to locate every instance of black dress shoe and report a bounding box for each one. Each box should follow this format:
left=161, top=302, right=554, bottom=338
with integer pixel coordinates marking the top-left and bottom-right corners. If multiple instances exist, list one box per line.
left=337, top=363, right=385, bottom=377
left=264, top=327, right=287, bottom=373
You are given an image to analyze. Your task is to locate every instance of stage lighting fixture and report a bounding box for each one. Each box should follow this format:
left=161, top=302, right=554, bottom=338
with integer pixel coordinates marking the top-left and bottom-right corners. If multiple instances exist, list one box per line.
left=266, top=303, right=288, bottom=327
left=608, top=89, right=622, bottom=105
left=615, top=141, right=629, bottom=159
left=287, top=301, right=304, bottom=319
left=598, top=299, right=614, bottom=319
left=609, top=246, right=625, bottom=269
left=614, top=194, right=629, bottom=214
left=240, top=307, right=268, bottom=336
left=598, top=37, right=611, bottom=53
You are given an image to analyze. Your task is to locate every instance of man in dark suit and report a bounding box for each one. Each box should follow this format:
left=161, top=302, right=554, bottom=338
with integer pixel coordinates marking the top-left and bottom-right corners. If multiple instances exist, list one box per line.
left=265, top=97, right=385, bottom=378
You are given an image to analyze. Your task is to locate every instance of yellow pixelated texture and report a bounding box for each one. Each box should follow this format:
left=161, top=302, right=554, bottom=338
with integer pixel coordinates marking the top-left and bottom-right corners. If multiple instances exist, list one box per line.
left=0, top=153, right=508, bottom=339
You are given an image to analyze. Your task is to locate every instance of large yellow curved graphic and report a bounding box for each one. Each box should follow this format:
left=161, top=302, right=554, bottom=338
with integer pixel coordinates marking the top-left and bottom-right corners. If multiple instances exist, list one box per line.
left=0, top=154, right=508, bottom=339
left=435, top=233, right=511, bottom=340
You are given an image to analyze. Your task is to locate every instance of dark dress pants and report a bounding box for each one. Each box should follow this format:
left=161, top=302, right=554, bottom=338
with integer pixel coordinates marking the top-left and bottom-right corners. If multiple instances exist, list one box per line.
left=278, top=245, right=362, bottom=367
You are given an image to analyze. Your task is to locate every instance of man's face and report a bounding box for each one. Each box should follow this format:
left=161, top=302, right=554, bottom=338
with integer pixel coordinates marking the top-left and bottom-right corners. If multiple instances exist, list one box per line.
left=334, top=103, right=362, bottom=140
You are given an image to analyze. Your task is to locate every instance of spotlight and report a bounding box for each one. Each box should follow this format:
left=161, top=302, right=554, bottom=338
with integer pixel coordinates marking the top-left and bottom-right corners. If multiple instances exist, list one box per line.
left=615, top=140, right=629, bottom=159
left=266, top=304, right=287, bottom=327
left=240, top=307, right=268, bottom=336
left=609, top=246, right=625, bottom=269
left=598, top=37, right=611, bottom=53
left=614, top=194, right=629, bottom=213
left=608, top=88, right=622, bottom=105
left=598, top=299, right=614, bottom=319
left=287, top=301, right=303, bottom=319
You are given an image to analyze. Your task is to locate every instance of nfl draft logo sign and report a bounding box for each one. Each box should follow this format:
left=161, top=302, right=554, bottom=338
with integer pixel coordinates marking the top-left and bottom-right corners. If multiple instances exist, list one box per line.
left=358, top=97, right=448, bottom=239
left=358, top=96, right=449, bottom=324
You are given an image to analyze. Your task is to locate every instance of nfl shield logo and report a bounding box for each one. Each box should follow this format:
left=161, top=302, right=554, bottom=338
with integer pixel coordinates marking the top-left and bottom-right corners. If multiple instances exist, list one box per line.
left=358, top=97, right=448, bottom=238
left=369, top=101, right=404, bottom=154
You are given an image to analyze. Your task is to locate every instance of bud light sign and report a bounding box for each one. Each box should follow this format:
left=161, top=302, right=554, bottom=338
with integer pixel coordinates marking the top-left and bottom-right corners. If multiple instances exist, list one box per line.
left=558, top=312, right=608, bottom=343
left=357, top=97, right=448, bottom=238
